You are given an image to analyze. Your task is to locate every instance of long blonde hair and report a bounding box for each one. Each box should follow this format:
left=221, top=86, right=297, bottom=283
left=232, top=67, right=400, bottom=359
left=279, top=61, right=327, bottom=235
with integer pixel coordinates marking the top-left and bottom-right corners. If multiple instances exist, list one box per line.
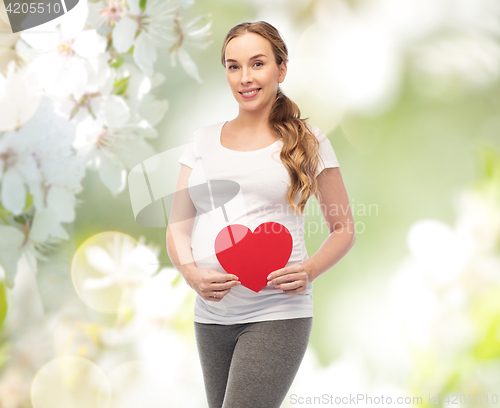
left=221, top=21, right=323, bottom=216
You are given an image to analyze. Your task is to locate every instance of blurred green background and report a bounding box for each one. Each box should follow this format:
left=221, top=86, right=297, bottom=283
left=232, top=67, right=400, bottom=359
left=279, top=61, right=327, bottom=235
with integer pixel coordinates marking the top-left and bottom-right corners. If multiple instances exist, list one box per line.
left=2, top=0, right=500, bottom=405
left=73, top=0, right=500, bottom=369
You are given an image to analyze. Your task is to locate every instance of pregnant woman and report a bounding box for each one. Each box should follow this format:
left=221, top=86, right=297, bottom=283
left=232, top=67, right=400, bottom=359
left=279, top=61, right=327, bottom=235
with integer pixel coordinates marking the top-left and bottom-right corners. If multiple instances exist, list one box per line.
left=167, top=20, right=356, bottom=408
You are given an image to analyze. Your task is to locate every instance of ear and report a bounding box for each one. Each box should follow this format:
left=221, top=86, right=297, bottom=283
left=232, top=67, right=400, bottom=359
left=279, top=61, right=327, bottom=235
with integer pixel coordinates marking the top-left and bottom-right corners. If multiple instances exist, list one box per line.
left=279, top=61, right=287, bottom=83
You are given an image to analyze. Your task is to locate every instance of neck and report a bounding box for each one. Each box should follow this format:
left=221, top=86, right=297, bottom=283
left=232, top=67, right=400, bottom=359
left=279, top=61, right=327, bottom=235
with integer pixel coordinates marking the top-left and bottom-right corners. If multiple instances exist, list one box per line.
left=235, top=105, right=273, bottom=131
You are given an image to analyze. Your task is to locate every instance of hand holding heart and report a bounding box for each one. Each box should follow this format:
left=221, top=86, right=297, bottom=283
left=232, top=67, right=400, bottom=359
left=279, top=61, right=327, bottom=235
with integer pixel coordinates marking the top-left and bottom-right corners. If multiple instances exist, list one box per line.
left=267, top=264, right=311, bottom=294
left=184, top=266, right=241, bottom=302
left=215, top=222, right=294, bottom=292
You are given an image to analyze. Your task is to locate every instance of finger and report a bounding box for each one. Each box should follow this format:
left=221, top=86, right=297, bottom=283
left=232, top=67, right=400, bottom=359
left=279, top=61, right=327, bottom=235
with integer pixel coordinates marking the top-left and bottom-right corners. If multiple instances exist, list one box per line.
left=268, top=272, right=301, bottom=286
left=276, top=272, right=302, bottom=284
left=209, top=280, right=242, bottom=291
left=198, top=286, right=220, bottom=295
left=200, top=282, right=235, bottom=296
left=276, top=280, right=304, bottom=291
left=204, top=288, right=231, bottom=302
left=216, top=288, right=231, bottom=299
left=198, top=277, right=239, bottom=292
left=267, top=267, right=302, bottom=284
left=202, top=291, right=218, bottom=301
left=282, top=286, right=306, bottom=295
left=267, top=268, right=287, bottom=282
left=208, top=272, right=239, bottom=283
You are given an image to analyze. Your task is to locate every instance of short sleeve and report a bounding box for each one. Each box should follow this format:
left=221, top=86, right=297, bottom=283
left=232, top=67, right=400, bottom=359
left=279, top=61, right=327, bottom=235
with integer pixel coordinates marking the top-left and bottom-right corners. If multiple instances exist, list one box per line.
left=178, top=132, right=198, bottom=169
left=314, top=128, right=340, bottom=177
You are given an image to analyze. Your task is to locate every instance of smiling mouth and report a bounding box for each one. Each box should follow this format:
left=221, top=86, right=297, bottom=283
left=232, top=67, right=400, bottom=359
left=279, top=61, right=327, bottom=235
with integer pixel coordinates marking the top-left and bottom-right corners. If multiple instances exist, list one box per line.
left=240, top=88, right=262, bottom=96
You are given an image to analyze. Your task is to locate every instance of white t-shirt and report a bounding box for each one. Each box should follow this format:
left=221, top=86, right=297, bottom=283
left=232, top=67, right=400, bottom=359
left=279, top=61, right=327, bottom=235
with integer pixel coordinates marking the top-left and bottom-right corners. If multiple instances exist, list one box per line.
left=177, top=120, right=340, bottom=324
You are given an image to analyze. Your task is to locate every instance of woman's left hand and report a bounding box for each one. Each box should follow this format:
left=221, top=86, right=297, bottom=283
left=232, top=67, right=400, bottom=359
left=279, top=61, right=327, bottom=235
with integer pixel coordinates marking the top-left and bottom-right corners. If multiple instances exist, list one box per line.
left=266, top=264, right=311, bottom=294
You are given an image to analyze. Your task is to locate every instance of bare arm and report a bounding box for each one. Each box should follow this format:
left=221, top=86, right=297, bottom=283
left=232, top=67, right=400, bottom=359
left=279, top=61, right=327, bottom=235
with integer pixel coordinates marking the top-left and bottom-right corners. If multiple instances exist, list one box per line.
left=166, top=163, right=198, bottom=278
left=302, top=166, right=356, bottom=282
left=267, top=166, right=356, bottom=292
left=166, top=163, right=240, bottom=301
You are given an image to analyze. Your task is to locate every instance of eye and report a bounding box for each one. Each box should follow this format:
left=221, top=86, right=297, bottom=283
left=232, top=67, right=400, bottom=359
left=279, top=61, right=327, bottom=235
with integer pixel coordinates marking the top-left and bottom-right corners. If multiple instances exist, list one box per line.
left=228, top=65, right=237, bottom=70
left=254, top=62, right=263, bottom=67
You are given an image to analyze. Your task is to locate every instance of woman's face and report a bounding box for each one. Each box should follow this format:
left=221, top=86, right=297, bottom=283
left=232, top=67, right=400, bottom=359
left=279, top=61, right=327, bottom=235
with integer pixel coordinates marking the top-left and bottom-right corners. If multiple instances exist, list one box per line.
left=225, top=32, right=286, bottom=113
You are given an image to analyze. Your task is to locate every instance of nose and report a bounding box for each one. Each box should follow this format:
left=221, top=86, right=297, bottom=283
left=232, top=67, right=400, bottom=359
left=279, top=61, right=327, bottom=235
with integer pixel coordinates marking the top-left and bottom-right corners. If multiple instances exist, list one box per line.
left=240, top=67, right=253, bottom=83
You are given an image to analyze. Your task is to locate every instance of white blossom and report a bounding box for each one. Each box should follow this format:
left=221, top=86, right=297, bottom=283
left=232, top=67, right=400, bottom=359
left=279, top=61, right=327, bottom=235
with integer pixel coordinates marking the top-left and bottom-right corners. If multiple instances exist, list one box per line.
left=168, top=13, right=213, bottom=84
left=18, top=0, right=108, bottom=100
left=51, top=51, right=115, bottom=123
left=73, top=113, right=156, bottom=194
left=388, top=186, right=500, bottom=360
left=112, top=0, right=212, bottom=80
left=70, top=63, right=164, bottom=195
left=0, top=95, right=86, bottom=286
left=83, top=235, right=160, bottom=289
left=0, top=128, right=41, bottom=216
left=87, top=0, right=127, bottom=30
left=112, top=0, right=179, bottom=76
left=0, top=60, right=42, bottom=132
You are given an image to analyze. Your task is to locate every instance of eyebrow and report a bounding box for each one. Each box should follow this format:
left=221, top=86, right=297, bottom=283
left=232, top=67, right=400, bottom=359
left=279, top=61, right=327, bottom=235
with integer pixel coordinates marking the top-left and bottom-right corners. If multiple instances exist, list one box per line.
left=226, top=54, right=267, bottom=63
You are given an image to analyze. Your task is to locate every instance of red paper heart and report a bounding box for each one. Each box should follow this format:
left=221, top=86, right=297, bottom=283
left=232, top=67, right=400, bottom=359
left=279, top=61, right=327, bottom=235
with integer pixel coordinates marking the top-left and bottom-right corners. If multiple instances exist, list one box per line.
left=214, top=222, right=293, bottom=293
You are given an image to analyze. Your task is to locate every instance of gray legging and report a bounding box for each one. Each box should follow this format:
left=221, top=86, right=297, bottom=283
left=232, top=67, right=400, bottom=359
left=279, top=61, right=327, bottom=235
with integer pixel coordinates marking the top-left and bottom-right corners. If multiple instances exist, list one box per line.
left=194, top=317, right=313, bottom=408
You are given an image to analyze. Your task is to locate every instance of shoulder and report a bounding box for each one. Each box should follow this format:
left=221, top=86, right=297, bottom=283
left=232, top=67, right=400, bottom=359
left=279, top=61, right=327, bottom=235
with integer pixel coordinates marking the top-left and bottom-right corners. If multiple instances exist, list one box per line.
left=304, top=122, right=328, bottom=142
left=186, top=121, right=221, bottom=148
left=195, top=121, right=225, bottom=134
left=191, top=120, right=225, bottom=140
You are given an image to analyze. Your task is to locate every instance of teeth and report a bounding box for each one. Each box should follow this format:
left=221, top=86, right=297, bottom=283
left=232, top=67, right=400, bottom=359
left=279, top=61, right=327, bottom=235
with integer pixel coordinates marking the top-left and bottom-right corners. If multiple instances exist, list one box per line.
left=242, top=89, right=259, bottom=95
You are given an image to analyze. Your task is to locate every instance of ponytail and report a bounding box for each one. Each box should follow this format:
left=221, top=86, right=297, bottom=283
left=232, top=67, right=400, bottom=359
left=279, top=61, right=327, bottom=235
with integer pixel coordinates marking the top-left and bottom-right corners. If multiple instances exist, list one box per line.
left=269, top=87, right=322, bottom=216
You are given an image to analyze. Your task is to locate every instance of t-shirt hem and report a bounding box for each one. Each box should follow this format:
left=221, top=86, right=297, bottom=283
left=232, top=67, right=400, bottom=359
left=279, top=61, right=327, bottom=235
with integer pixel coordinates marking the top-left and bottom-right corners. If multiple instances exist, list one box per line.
left=193, top=310, right=314, bottom=325
left=178, top=158, right=195, bottom=169
left=315, top=162, right=340, bottom=178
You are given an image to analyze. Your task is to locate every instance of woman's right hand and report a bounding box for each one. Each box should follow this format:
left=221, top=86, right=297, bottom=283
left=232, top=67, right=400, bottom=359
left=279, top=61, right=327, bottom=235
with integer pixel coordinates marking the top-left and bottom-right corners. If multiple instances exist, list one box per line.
left=183, top=266, right=241, bottom=302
